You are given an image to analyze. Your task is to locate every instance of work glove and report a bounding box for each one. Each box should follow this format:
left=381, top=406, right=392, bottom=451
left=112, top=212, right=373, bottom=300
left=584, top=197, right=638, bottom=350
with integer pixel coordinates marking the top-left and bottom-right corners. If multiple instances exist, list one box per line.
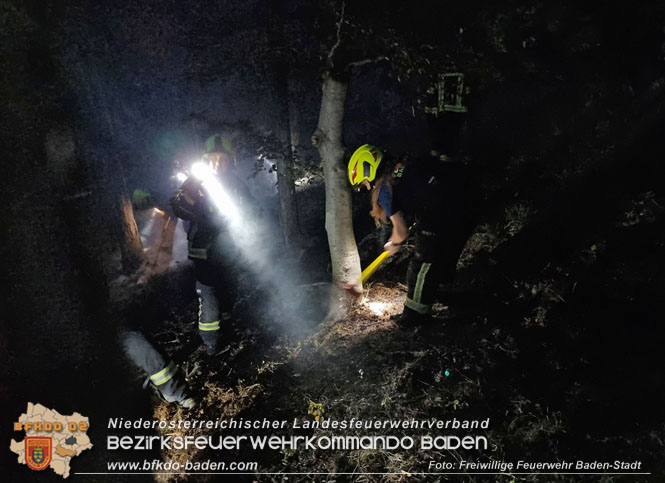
left=384, top=240, right=401, bottom=256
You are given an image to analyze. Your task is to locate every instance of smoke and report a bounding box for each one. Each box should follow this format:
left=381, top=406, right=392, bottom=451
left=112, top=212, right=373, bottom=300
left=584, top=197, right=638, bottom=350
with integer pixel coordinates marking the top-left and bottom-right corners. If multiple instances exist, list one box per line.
left=230, top=209, right=329, bottom=335
left=194, top=162, right=328, bottom=336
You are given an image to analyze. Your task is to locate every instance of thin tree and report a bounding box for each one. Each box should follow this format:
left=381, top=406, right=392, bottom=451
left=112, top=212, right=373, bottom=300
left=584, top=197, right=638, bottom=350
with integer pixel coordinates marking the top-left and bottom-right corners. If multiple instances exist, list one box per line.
left=311, top=3, right=389, bottom=289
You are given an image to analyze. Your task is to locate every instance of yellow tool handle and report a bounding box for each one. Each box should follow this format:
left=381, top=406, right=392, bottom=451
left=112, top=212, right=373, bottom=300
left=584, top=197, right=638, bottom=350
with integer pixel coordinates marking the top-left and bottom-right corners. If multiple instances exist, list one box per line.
left=360, top=250, right=391, bottom=285
left=354, top=225, right=414, bottom=288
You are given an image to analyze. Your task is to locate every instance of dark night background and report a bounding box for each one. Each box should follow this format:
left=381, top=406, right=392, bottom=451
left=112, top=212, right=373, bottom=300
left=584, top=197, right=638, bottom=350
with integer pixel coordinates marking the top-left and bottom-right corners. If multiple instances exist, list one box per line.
left=1, top=0, right=664, bottom=481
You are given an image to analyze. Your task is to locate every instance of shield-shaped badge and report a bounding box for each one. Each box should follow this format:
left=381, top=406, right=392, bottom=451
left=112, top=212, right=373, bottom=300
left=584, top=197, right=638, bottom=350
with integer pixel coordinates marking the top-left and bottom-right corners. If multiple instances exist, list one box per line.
left=25, top=437, right=52, bottom=471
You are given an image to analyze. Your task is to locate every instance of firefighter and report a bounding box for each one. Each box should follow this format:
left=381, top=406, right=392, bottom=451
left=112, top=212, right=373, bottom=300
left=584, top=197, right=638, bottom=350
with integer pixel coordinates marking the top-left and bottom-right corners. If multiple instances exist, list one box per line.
left=348, top=144, right=473, bottom=325
left=170, top=135, right=251, bottom=354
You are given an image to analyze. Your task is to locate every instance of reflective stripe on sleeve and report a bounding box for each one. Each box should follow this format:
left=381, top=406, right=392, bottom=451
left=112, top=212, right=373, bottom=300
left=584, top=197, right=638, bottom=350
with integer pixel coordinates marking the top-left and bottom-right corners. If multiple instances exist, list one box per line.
left=150, top=361, right=178, bottom=386
left=188, top=247, right=208, bottom=260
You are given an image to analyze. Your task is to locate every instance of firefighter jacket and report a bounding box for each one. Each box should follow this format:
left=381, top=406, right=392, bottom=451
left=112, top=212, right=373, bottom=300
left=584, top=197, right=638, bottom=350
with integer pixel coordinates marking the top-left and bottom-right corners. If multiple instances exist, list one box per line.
left=379, top=156, right=475, bottom=314
left=169, top=170, right=254, bottom=263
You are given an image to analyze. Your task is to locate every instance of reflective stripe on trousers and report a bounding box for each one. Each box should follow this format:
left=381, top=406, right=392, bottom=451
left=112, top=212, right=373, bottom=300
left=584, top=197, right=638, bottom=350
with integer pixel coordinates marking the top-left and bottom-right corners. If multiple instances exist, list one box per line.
left=405, top=262, right=432, bottom=314
left=199, top=320, right=220, bottom=331
left=197, top=282, right=221, bottom=332
left=405, top=297, right=432, bottom=314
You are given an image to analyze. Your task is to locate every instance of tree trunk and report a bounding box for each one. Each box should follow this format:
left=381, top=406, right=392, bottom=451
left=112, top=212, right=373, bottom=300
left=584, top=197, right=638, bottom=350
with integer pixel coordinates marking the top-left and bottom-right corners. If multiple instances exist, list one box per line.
left=268, top=4, right=300, bottom=247
left=117, top=179, right=144, bottom=271
left=288, top=75, right=301, bottom=152
left=274, top=72, right=300, bottom=245
left=312, top=73, right=362, bottom=287
left=75, top=59, right=144, bottom=272
left=275, top=156, right=299, bottom=245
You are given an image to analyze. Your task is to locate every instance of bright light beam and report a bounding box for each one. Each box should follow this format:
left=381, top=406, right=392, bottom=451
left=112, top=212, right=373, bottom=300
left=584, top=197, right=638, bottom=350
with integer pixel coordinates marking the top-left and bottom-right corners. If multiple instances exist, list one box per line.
left=191, top=162, right=241, bottom=226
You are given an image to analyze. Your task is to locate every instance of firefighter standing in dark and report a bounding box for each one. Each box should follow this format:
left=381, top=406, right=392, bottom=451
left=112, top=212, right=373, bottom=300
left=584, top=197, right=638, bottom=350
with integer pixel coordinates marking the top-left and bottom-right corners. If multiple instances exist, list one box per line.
left=170, top=135, right=252, bottom=353
left=118, top=136, right=252, bottom=409
left=348, top=143, right=473, bottom=324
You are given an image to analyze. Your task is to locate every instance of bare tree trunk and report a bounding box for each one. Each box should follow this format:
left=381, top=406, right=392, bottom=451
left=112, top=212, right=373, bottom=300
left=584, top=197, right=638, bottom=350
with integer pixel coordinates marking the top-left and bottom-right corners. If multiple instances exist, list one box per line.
left=288, top=75, right=301, bottom=151
left=274, top=75, right=300, bottom=245
left=268, top=4, right=300, bottom=247
left=92, top=64, right=144, bottom=272
left=275, top=156, right=299, bottom=245
left=312, top=73, right=361, bottom=287
left=285, top=73, right=302, bottom=244
left=117, top=176, right=144, bottom=271
left=75, top=59, right=144, bottom=272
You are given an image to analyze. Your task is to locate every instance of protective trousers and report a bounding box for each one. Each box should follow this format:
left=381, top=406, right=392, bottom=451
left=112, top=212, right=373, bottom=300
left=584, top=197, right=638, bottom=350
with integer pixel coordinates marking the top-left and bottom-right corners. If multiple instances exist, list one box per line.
left=404, top=229, right=465, bottom=314
left=119, top=329, right=188, bottom=403
left=194, top=259, right=238, bottom=353
left=196, top=281, right=221, bottom=351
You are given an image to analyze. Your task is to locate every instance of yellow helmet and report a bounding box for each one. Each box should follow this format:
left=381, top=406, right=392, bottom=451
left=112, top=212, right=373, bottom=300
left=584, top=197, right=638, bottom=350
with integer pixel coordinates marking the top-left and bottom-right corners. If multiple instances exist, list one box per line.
left=348, top=144, right=383, bottom=186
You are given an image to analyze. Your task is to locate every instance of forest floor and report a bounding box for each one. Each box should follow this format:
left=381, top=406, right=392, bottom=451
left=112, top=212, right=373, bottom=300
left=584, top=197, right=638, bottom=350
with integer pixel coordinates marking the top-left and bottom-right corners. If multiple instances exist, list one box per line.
left=118, top=201, right=665, bottom=483
left=143, top=259, right=664, bottom=483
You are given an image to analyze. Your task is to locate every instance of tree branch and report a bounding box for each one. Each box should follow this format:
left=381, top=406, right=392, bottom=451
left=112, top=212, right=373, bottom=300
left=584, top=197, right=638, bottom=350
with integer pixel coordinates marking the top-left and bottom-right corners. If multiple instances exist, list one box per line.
left=327, top=1, right=345, bottom=67
left=348, top=56, right=389, bottom=68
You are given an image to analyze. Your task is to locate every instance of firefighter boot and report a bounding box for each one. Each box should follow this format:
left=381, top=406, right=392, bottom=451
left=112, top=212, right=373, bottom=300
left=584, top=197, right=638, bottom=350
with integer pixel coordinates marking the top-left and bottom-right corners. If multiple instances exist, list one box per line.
left=119, top=330, right=196, bottom=409
left=200, top=330, right=218, bottom=356
left=392, top=306, right=431, bottom=327
left=149, top=361, right=196, bottom=409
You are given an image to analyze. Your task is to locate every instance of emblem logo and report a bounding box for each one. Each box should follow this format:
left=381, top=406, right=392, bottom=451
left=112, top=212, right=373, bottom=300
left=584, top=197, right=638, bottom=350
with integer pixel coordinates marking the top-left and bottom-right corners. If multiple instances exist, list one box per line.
left=25, top=437, right=52, bottom=471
